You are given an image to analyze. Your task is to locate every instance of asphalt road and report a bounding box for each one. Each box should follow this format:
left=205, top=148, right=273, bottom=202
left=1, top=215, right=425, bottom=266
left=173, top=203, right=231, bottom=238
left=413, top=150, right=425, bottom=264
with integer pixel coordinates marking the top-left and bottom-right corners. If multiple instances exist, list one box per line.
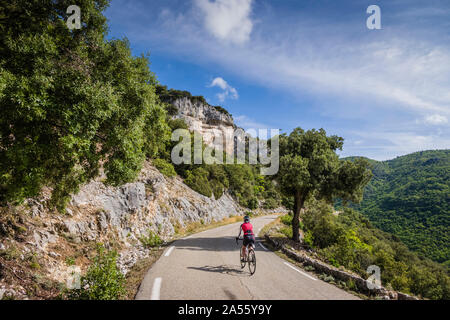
left=135, top=215, right=359, bottom=300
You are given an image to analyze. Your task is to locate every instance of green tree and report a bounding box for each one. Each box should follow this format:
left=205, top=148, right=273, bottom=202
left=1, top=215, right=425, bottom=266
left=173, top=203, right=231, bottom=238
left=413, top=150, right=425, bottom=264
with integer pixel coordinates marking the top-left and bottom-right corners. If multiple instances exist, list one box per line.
left=277, top=128, right=372, bottom=241
left=0, top=0, right=169, bottom=210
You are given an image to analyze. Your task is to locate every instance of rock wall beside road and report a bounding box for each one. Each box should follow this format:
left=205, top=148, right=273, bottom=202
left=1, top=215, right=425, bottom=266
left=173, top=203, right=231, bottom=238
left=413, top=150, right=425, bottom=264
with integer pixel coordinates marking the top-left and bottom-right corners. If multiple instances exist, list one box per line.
left=0, top=161, right=247, bottom=299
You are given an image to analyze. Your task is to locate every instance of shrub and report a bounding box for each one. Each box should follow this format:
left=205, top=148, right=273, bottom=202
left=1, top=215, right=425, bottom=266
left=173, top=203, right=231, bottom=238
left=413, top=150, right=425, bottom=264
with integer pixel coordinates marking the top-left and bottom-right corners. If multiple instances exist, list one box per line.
left=319, top=274, right=335, bottom=283
left=213, top=106, right=232, bottom=118
left=28, top=254, right=41, bottom=269
left=245, top=211, right=254, bottom=218
left=167, top=118, right=188, bottom=130
left=281, top=195, right=294, bottom=211
left=262, top=198, right=279, bottom=209
left=67, top=245, right=125, bottom=300
left=152, top=159, right=176, bottom=178
left=280, top=214, right=293, bottom=226
left=280, top=226, right=293, bottom=238
left=319, top=230, right=373, bottom=273
left=347, top=279, right=357, bottom=291
left=156, top=85, right=208, bottom=106
left=0, top=245, right=20, bottom=261
left=139, top=230, right=163, bottom=248
left=299, top=201, right=450, bottom=299
left=184, top=168, right=213, bottom=198
left=164, top=103, right=179, bottom=116
left=246, top=197, right=258, bottom=210
left=302, top=201, right=342, bottom=248
left=253, top=185, right=265, bottom=196
left=304, top=265, right=315, bottom=272
left=299, top=220, right=304, bottom=230
left=303, top=230, right=314, bottom=247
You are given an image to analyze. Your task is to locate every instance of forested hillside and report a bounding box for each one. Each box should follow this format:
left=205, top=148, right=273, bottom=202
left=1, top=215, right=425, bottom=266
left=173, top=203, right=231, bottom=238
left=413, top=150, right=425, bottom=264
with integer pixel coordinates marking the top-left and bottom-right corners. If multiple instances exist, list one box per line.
left=344, top=150, right=449, bottom=265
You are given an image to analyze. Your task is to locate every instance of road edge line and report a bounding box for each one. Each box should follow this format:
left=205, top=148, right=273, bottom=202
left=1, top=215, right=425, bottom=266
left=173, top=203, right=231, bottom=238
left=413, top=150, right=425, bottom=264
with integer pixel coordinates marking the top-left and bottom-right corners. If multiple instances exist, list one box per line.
left=151, top=277, right=162, bottom=300
left=164, top=246, right=175, bottom=257
left=283, top=262, right=317, bottom=281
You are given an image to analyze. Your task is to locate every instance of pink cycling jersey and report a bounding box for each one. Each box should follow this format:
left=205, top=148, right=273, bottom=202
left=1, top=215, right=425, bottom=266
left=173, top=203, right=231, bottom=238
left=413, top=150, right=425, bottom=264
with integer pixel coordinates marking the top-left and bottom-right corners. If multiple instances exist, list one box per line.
left=241, top=222, right=254, bottom=236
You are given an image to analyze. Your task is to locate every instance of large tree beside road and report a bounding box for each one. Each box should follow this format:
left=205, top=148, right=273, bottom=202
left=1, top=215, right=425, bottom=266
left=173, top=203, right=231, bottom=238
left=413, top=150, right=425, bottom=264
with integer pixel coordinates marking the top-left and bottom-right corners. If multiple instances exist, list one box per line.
left=276, top=128, right=372, bottom=242
left=0, top=0, right=170, bottom=210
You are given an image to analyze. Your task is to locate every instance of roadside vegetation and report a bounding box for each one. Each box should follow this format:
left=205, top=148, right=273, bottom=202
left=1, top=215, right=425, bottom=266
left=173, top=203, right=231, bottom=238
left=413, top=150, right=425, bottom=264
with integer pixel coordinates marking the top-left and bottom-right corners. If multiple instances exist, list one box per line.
left=139, top=230, right=163, bottom=248
left=66, top=245, right=125, bottom=300
left=264, top=201, right=450, bottom=300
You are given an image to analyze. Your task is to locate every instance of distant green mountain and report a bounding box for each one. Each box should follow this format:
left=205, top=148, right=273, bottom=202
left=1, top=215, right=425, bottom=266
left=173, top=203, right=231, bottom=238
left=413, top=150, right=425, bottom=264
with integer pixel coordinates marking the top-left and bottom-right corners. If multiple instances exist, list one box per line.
left=342, top=150, right=450, bottom=265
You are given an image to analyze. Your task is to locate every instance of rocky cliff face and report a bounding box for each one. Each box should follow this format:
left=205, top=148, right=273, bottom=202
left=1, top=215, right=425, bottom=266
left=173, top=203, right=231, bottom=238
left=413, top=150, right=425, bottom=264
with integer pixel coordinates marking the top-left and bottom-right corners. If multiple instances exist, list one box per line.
left=173, top=97, right=234, bottom=127
left=172, top=97, right=242, bottom=155
left=0, top=161, right=251, bottom=299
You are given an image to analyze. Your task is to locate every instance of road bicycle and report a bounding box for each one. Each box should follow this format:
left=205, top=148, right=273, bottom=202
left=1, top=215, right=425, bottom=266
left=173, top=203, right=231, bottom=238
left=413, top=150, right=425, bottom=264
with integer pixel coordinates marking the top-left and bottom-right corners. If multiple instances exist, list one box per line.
left=236, top=237, right=256, bottom=275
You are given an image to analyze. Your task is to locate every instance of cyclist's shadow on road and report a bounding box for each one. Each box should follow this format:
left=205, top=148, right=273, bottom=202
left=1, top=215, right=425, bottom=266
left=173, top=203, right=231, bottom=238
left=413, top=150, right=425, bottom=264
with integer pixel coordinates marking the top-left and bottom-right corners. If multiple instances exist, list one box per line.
left=187, top=265, right=251, bottom=277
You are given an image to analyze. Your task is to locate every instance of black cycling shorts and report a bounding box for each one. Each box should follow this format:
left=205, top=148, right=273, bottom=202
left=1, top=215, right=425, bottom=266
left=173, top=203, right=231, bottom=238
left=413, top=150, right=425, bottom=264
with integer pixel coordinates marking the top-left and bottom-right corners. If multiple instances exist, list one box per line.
left=243, top=235, right=255, bottom=247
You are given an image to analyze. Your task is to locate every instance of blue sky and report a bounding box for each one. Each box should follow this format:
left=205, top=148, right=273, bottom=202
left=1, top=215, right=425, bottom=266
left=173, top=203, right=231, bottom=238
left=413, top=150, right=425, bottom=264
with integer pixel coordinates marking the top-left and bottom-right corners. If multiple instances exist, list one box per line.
left=104, top=0, right=450, bottom=160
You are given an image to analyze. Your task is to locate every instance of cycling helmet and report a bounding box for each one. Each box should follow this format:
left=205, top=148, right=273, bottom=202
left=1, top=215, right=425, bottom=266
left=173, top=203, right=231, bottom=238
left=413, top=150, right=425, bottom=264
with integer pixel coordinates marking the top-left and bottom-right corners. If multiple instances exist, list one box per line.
left=244, top=215, right=250, bottom=223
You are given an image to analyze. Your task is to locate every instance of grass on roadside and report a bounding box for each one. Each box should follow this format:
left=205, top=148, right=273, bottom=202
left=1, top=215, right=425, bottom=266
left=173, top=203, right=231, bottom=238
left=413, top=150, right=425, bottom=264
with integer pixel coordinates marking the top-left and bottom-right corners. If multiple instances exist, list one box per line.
left=258, top=217, right=280, bottom=237
left=172, top=215, right=245, bottom=239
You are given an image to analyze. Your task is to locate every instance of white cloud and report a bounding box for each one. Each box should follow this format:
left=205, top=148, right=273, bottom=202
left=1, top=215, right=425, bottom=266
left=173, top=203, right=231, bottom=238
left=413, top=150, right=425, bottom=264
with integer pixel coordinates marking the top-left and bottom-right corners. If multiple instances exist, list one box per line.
left=150, top=11, right=450, bottom=116
left=209, top=77, right=238, bottom=102
left=340, top=129, right=450, bottom=161
left=234, top=115, right=270, bottom=130
left=194, top=0, right=253, bottom=44
left=112, top=1, right=450, bottom=159
left=424, top=114, right=448, bottom=125
left=109, top=1, right=450, bottom=118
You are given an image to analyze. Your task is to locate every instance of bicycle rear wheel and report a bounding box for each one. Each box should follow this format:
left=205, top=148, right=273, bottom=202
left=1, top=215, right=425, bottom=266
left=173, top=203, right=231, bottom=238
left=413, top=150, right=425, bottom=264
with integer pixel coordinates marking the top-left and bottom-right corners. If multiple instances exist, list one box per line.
left=248, top=248, right=256, bottom=275
left=240, top=248, right=246, bottom=269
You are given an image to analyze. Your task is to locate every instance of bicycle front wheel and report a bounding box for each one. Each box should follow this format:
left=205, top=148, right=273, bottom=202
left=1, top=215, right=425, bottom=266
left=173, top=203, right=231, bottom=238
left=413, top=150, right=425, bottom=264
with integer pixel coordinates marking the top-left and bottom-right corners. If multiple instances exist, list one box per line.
left=248, top=249, right=256, bottom=275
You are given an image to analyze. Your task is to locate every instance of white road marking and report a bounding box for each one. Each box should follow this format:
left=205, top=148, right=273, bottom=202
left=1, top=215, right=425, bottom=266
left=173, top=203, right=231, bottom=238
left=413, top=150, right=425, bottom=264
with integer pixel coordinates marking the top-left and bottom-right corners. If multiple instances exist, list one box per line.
left=259, top=243, right=268, bottom=251
left=165, top=246, right=175, bottom=257
left=284, top=262, right=317, bottom=281
left=151, top=277, right=162, bottom=300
